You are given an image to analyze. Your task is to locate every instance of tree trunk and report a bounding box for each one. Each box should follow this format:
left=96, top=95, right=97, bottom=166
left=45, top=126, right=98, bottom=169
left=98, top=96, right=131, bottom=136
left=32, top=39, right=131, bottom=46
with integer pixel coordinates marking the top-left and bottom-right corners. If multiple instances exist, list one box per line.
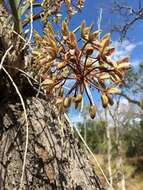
left=115, top=112, right=126, bottom=190
left=105, top=110, right=113, bottom=190
left=0, top=97, right=104, bottom=190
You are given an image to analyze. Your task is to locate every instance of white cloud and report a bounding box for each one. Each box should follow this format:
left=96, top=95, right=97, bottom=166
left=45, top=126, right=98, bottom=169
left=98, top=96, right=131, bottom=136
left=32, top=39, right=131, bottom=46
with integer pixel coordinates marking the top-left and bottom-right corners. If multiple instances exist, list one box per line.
left=112, top=40, right=142, bottom=67
left=112, top=40, right=142, bottom=59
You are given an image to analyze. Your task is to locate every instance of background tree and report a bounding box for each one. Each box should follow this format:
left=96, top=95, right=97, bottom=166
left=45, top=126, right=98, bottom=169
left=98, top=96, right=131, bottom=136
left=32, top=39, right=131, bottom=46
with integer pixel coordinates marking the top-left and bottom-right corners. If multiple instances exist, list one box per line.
left=78, top=118, right=106, bottom=154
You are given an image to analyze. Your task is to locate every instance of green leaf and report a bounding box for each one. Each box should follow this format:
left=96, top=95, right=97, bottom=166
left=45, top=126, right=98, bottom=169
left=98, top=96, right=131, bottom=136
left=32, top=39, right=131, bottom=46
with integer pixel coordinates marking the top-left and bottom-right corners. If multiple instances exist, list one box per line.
left=19, top=1, right=30, bottom=17
left=15, top=0, right=21, bottom=7
left=8, top=0, right=21, bottom=33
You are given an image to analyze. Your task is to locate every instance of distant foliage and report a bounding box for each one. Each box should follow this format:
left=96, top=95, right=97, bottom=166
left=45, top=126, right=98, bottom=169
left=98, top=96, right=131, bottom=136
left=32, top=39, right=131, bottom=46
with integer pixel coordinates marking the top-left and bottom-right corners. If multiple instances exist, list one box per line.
left=124, top=120, right=143, bottom=157
left=77, top=119, right=106, bottom=153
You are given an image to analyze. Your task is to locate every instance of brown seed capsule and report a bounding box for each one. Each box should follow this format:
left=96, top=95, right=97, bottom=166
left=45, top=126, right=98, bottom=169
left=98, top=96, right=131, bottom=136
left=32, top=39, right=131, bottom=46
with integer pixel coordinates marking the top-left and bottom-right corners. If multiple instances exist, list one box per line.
left=42, top=79, right=55, bottom=86
left=107, top=95, right=114, bottom=106
left=57, top=62, right=67, bottom=69
left=69, top=55, right=76, bottom=63
left=86, top=59, right=93, bottom=67
left=61, top=20, right=69, bottom=39
left=85, top=45, right=94, bottom=55
left=59, top=87, right=64, bottom=96
left=89, top=105, right=96, bottom=119
left=70, top=96, right=75, bottom=103
left=75, top=94, right=82, bottom=103
left=64, top=97, right=71, bottom=108
left=75, top=101, right=82, bottom=110
left=89, top=30, right=101, bottom=42
left=101, top=94, right=109, bottom=108
left=59, top=103, right=66, bottom=113
left=107, top=87, right=120, bottom=94
left=55, top=97, right=64, bottom=105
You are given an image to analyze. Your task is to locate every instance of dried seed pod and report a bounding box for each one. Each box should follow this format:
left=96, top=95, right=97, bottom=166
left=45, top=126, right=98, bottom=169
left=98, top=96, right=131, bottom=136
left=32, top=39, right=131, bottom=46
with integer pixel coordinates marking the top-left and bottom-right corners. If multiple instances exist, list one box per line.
left=64, top=97, right=71, bottom=108
left=69, top=49, right=75, bottom=55
left=86, top=59, right=93, bottom=67
left=117, top=62, right=130, bottom=70
left=100, top=33, right=110, bottom=48
left=42, top=78, right=55, bottom=86
left=98, top=79, right=106, bottom=88
left=61, top=20, right=69, bottom=40
left=71, top=96, right=76, bottom=103
left=65, top=0, right=72, bottom=5
left=81, top=20, right=87, bottom=39
left=117, top=57, right=129, bottom=64
left=100, top=73, right=110, bottom=80
left=75, top=94, right=82, bottom=103
left=89, top=105, right=96, bottom=119
left=89, top=30, right=101, bottom=42
left=55, top=97, right=64, bottom=105
left=57, top=61, right=67, bottom=69
left=101, top=94, right=109, bottom=108
left=107, top=95, right=114, bottom=106
left=59, top=87, right=64, bottom=96
left=75, top=101, right=82, bottom=110
left=67, top=32, right=77, bottom=49
left=69, top=55, right=76, bottom=63
left=110, top=72, right=121, bottom=82
left=107, top=87, right=120, bottom=94
left=85, top=44, right=94, bottom=55
left=32, top=50, right=40, bottom=57
left=58, top=103, right=66, bottom=113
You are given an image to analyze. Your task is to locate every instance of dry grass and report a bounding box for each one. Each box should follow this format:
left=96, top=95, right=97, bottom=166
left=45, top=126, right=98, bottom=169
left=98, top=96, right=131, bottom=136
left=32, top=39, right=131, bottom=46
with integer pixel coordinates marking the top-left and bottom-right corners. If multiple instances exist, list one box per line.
left=126, top=173, right=143, bottom=190
left=90, top=154, right=143, bottom=190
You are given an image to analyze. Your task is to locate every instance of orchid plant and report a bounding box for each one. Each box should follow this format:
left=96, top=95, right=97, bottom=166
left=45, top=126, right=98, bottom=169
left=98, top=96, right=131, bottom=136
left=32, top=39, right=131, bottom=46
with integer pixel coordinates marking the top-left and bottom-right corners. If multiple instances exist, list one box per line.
left=33, top=20, right=130, bottom=118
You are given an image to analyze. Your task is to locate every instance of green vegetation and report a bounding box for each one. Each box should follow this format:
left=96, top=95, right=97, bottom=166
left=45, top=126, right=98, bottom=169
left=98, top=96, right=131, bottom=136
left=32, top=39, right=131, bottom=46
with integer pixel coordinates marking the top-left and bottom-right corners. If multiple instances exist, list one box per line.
left=78, top=120, right=106, bottom=153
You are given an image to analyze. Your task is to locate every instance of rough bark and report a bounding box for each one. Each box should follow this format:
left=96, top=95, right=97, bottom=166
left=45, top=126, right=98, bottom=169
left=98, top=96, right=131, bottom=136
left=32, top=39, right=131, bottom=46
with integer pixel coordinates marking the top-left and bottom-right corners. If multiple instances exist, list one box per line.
left=0, top=97, right=104, bottom=190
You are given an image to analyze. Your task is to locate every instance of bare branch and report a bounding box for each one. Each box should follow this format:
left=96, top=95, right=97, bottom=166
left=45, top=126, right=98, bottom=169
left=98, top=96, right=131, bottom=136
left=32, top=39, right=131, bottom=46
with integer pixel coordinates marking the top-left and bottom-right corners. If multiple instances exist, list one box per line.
left=117, top=92, right=143, bottom=109
left=111, top=0, right=143, bottom=40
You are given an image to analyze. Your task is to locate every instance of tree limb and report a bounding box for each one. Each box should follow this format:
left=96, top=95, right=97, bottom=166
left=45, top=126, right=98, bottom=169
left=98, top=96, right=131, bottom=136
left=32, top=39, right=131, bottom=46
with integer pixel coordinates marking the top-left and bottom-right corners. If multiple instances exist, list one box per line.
left=117, top=92, right=143, bottom=110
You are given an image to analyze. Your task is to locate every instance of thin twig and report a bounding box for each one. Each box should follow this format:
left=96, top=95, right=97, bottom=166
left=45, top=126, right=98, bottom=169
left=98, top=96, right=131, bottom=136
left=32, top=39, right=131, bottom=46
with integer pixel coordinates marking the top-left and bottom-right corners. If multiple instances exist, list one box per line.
left=97, top=8, right=103, bottom=39
left=117, top=92, right=143, bottom=109
left=12, top=30, right=32, bottom=50
left=5, top=66, right=38, bottom=83
left=12, top=30, right=26, bottom=42
left=86, top=84, right=94, bottom=105
left=73, top=25, right=80, bottom=33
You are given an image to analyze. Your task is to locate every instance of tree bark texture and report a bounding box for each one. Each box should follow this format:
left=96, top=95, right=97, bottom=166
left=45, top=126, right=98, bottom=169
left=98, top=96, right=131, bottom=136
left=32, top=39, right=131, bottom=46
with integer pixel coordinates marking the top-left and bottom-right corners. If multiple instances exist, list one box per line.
left=0, top=97, right=104, bottom=190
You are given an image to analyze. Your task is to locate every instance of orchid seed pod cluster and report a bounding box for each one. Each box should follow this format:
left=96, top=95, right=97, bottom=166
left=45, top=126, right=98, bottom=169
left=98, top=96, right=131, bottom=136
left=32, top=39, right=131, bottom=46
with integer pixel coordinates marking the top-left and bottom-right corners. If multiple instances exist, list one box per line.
left=33, top=20, right=130, bottom=119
